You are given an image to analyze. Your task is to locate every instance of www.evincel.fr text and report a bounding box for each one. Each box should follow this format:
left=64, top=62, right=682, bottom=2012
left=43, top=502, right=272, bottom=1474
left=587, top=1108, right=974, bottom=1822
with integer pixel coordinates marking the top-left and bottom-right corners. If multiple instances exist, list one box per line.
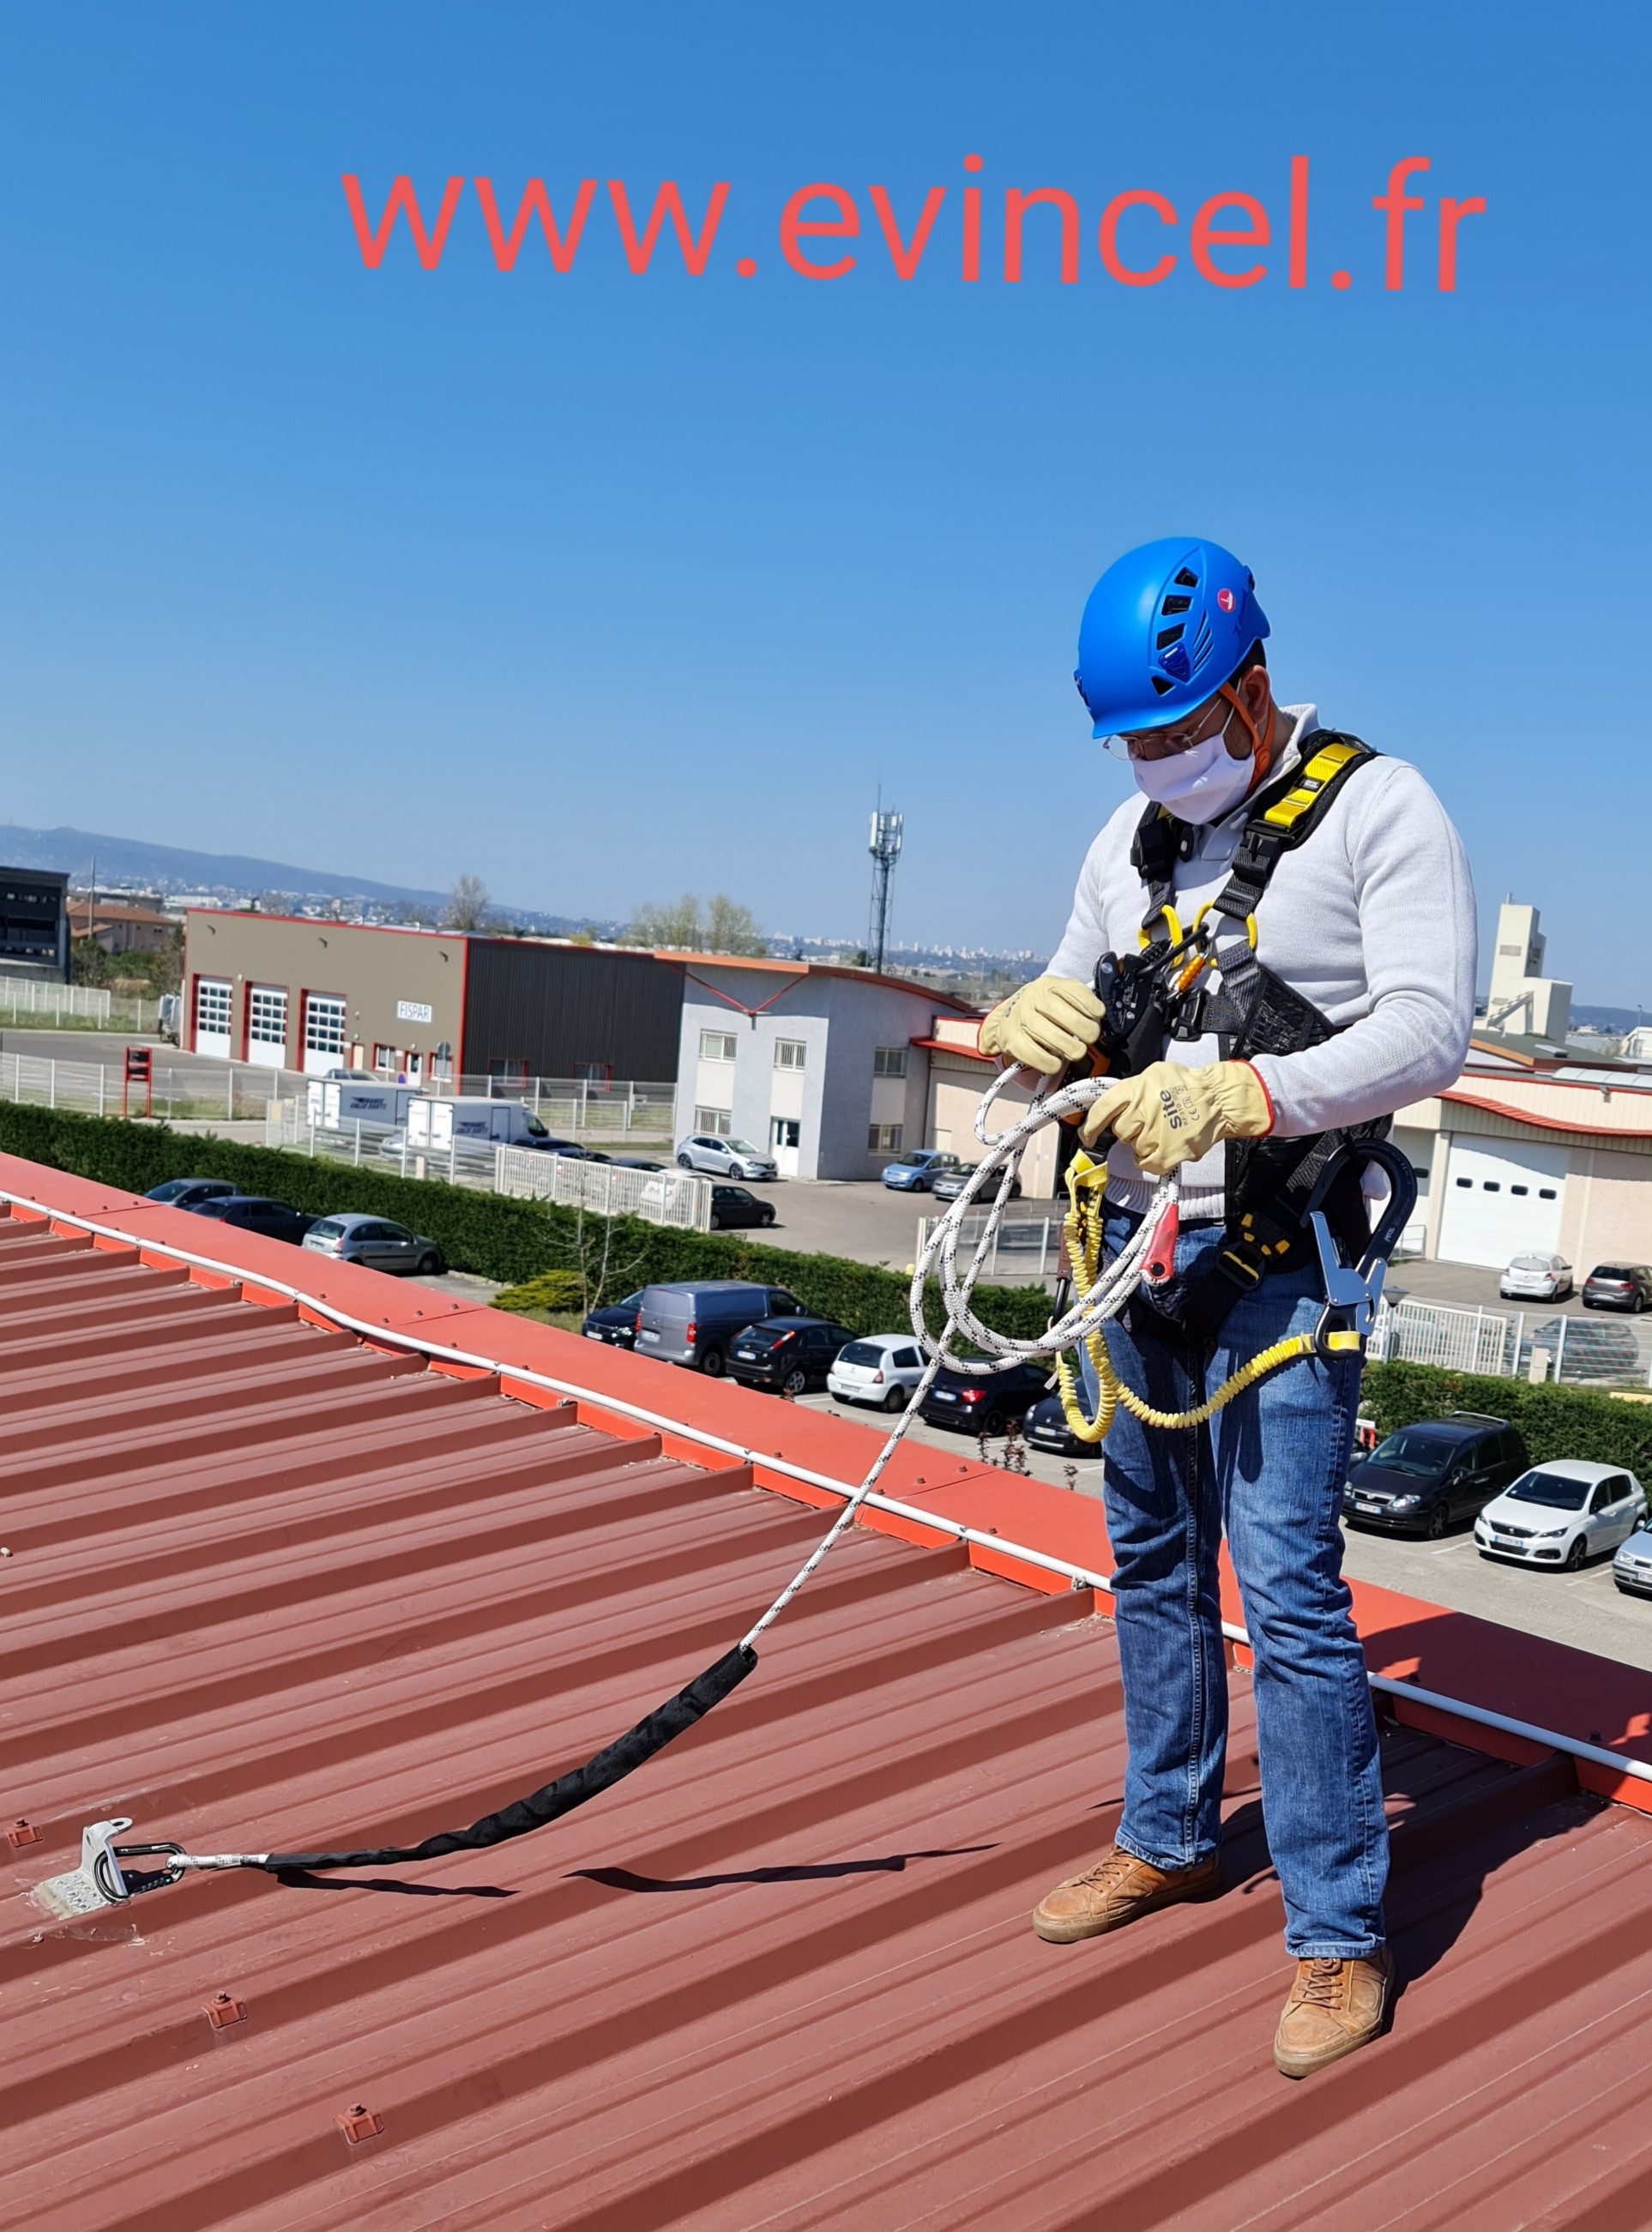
left=343, top=157, right=1486, bottom=293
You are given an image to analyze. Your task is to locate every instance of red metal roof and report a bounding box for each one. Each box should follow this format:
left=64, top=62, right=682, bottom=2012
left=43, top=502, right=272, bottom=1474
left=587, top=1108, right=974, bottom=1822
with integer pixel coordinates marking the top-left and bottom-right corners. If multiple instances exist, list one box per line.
left=7, top=1168, right=1652, bottom=2228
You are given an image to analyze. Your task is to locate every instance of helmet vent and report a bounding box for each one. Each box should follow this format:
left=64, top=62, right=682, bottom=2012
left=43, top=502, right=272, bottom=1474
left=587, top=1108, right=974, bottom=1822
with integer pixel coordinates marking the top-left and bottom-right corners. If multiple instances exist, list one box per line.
left=1161, top=594, right=1191, bottom=615
left=1149, top=674, right=1174, bottom=696
left=1190, top=612, right=1215, bottom=673
left=1173, top=567, right=1199, bottom=588
left=1155, top=624, right=1185, bottom=649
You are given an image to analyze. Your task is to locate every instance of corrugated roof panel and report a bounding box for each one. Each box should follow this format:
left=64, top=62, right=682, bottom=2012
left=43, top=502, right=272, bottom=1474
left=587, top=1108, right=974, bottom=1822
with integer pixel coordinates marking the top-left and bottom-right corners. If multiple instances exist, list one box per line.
left=6, top=1211, right=1652, bottom=2231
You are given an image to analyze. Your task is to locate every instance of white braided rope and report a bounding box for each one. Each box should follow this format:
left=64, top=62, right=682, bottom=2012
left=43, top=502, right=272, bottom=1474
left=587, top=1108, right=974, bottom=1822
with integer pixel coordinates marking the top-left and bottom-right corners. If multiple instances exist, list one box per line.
left=740, top=1069, right=1174, bottom=1649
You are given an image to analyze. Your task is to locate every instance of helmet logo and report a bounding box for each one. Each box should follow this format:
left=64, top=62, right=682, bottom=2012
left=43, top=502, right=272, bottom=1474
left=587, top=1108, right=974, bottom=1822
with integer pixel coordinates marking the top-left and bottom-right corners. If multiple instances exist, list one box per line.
left=1216, top=587, right=1236, bottom=613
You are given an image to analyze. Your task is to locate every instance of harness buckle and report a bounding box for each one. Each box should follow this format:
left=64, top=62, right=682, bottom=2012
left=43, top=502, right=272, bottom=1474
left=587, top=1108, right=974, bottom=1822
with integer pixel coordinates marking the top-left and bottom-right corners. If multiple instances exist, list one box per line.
left=1305, top=1140, right=1420, bottom=1359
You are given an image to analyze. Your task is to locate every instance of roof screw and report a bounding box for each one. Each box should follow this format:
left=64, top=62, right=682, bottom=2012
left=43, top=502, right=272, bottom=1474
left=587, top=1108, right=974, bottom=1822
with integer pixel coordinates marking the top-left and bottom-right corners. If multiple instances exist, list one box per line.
left=202, top=1991, right=246, bottom=2030
left=336, top=2103, right=383, bottom=2144
left=7, top=1818, right=42, bottom=1849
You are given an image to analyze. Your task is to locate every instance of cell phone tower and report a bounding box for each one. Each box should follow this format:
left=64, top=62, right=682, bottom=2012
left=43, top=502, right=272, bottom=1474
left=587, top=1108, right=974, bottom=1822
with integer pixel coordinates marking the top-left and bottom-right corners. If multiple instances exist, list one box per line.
left=867, top=806, right=904, bottom=975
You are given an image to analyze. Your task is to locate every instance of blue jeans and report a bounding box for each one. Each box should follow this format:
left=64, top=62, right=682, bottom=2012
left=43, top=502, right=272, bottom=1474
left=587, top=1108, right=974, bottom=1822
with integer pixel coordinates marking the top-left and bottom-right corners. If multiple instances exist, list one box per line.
left=1083, top=1207, right=1385, bottom=1958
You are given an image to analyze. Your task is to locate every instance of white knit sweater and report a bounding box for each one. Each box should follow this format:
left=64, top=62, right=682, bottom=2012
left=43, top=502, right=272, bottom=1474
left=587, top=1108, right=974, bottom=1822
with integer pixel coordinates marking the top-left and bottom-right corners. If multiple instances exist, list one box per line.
left=1046, top=705, right=1477, bottom=1220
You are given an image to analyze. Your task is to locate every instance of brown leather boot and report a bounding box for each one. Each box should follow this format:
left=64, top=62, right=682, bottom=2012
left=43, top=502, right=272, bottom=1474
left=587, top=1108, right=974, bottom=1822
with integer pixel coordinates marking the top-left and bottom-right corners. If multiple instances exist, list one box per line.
left=1032, top=1843, right=1222, bottom=1944
left=1273, top=1947, right=1395, bottom=2078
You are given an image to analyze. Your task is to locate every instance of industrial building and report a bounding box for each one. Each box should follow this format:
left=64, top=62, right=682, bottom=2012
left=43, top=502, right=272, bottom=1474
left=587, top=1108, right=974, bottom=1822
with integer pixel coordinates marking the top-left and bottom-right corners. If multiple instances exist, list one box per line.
left=0, top=865, right=69, bottom=980
left=670, top=955, right=977, bottom=1179
left=182, top=912, right=685, bottom=1084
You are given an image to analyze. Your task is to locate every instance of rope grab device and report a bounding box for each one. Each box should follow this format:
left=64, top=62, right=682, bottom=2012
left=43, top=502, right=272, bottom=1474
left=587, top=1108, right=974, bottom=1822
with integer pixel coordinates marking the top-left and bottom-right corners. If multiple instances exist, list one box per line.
left=34, top=1057, right=1414, bottom=1921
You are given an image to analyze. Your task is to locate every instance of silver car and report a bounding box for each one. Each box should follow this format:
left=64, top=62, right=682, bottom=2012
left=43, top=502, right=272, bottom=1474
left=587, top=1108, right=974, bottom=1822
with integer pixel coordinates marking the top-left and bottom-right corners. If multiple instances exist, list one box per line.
left=676, top=1132, right=779, bottom=1181
left=1499, top=1252, right=1573, bottom=1300
left=302, top=1214, right=445, bottom=1276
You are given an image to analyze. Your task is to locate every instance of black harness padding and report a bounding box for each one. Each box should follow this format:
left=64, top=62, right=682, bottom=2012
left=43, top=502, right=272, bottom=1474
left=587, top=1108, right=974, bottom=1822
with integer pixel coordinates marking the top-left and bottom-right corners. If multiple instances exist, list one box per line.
left=259, top=1644, right=757, bottom=1873
left=1123, top=733, right=1387, bottom=1339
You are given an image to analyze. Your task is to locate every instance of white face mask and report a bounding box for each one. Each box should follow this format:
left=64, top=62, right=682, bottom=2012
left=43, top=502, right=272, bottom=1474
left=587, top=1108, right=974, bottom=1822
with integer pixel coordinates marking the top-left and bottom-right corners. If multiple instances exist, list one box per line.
left=1129, top=722, right=1255, bottom=824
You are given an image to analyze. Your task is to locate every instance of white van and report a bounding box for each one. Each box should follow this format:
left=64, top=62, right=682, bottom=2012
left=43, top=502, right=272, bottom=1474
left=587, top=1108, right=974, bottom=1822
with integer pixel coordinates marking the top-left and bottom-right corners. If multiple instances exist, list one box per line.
left=407, top=1096, right=558, bottom=1152
left=305, top=1077, right=420, bottom=1132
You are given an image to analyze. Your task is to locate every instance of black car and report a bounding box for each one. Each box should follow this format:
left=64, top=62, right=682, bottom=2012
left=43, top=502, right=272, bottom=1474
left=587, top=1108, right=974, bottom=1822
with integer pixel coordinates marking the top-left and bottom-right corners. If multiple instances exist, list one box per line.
left=1583, top=1264, right=1652, bottom=1313
left=146, top=1178, right=237, bottom=1210
left=919, top=1360, right=1052, bottom=1435
left=708, top=1184, right=777, bottom=1232
left=184, top=1194, right=314, bottom=1247
left=1343, top=1410, right=1528, bottom=1537
left=729, top=1315, right=855, bottom=1396
left=1026, top=1390, right=1094, bottom=1459
left=611, top=1158, right=666, bottom=1173
left=582, top=1288, right=646, bottom=1348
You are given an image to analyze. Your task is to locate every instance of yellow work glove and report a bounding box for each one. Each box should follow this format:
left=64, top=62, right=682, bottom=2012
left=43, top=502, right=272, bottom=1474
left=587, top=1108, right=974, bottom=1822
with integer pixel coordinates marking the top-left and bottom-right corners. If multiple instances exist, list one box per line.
left=1079, top=1059, right=1273, bottom=1175
left=979, top=976, right=1103, bottom=1075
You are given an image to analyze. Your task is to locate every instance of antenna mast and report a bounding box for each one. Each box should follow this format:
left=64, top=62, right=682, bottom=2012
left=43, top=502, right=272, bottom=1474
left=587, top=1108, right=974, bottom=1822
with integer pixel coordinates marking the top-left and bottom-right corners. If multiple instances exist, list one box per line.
left=867, top=808, right=903, bottom=974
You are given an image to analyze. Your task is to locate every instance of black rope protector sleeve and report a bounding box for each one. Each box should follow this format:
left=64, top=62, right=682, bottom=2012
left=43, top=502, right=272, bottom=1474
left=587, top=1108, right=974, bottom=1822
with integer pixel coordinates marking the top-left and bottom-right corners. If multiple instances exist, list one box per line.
left=258, top=1644, right=757, bottom=1873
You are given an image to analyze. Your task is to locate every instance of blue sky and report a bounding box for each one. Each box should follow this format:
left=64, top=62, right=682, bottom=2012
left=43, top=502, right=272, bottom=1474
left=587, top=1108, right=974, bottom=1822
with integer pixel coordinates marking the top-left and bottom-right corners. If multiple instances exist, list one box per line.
left=0, top=6, right=1645, bottom=998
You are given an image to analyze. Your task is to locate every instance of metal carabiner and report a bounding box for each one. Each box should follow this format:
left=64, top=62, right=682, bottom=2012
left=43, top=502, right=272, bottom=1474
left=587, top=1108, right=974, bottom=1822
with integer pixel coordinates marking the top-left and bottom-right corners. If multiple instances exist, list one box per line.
left=1304, top=1139, right=1420, bottom=1359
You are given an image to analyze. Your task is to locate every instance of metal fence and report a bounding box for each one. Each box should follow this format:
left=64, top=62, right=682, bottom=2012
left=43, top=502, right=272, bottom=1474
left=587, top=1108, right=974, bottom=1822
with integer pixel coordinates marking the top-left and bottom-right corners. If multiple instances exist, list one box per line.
left=494, top=1146, right=711, bottom=1230
left=1366, top=1294, right=1652, bottom=1389
left=451, top=1076, right=676, bottom=1139
left=0, top=1049, right=300, bottom=1123
left=0, top=980, right=160, bottom=1033
left=263, top=1105, right=712, bottom=1230
left=915, top=1207, right=1064, bottom=1285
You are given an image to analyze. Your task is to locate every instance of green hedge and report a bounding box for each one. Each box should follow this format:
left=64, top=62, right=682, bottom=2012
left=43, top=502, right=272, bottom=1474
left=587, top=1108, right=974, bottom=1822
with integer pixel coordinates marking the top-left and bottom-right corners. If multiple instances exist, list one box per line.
left=1361, top=1360, right=1652, bottom=1469
left=0, top=1102, right=1050, bottom=1342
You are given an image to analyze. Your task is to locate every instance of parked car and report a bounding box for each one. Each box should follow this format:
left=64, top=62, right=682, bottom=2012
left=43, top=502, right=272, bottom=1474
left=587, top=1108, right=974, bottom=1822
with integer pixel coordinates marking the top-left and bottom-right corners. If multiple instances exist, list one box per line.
left=729, top=1316, right=856, bottom=1396
left=1026, top=1390, right=1094, bottom=1458
left=1344, top=1411, right=1528, bottom=1537
left=930, top=1163, right=1021, bottom=1203
left=708, top=1184, right=777, bottom=1231
left=1583, top=1264, right=1652, bottom=1313
left=582, top=1289, right=646, bottom=1348
left=676, top=1134, right=779, bottom=1181
left=634, top=1280, right=805, bottom=1375
left=827, top=1333, right=928, bottom=1412
left=1499, top=1252, right=1573, bottom=1300
left=301, top=1215, right=444, bottom=1276
left=184, top=1195, right=314, bottom=1246
left=611, top=1157, right=666, bottom=1173
left=156, top=992, right=182, bottom=1043
left=145, top=1177, right=237, bottom=1210
left=919, top=1360, right=1051, bottom=1434
left=1476, top=1462, right=1647, bottom=1571
left=1613, top=1519, right=1652, bottom=1597
left=881, top=1149, right=964, bottom=1193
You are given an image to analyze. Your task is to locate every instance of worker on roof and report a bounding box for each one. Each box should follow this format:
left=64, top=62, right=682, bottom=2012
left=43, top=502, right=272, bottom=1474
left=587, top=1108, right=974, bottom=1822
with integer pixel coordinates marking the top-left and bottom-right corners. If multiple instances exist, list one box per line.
left=980, top=537, right=1475, bottom=2079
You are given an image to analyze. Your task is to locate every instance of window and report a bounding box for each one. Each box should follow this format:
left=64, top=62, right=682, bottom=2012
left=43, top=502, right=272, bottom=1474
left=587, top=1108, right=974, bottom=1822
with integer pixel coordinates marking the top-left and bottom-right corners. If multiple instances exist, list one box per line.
left=194, top=977, right=231, bottom=1040
left=1483, top=1181, right=1501, bottom=1192
left=1510, top=1184, right=1528, bottom=1197
left=1539, top=1188, right=1558, bottom=1200
left=372, top=1044, right=397, bottom=1073
left=576, top=1060, right=612, bottom=1086
left=775, top=1039, right=806, bottom=1071
left=873, top=1046, right=907, bottom=1078
left=303, top=992, right=347, bottom=1061
left=487, top=1059, right=529, bottom=1088
left=699, top=1030, right=737, bottom=1062
left=1455, top=1177, right=1471, bottom=1189
left=694, top=1107, right=733, bottom=1136
left=869, top=1123, right=903, bottom=1152
left=247, top=986, right=287, bottom=1053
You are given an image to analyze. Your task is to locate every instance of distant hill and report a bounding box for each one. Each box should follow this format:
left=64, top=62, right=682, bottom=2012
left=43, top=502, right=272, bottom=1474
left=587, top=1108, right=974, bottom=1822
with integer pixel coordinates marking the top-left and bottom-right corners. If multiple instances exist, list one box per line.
left=0, top=823, right=614, bottom=936
left=1573, top=1004, right=1646, bottom=1034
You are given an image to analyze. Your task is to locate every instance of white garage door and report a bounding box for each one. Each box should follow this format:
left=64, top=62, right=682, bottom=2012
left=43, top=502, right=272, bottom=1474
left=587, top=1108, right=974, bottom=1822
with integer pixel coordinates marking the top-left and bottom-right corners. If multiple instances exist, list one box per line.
left=1436, top=1136, right=1568, bottom=1267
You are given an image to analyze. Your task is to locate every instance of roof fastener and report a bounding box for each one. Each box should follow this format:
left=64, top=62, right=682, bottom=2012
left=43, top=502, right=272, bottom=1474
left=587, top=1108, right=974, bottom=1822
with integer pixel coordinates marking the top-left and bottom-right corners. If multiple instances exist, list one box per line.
left=8, top=1818, right=42, bottom=1849
left=336, top=2103, right=383, bottom=2144
left=202, top=1991, right=245, bottom=2030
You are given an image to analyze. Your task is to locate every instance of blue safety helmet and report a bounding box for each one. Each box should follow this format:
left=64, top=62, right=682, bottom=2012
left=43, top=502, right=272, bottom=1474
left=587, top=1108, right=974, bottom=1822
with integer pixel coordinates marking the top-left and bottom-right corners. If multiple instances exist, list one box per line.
left=1074, top=538, right=1269, bottom=738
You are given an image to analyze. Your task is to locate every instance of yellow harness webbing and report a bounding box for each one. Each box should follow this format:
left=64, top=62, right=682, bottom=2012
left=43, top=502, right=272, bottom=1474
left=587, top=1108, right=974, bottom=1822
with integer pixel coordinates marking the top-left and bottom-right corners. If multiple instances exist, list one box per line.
left=1052, top=1152, right=1359, bottom=1446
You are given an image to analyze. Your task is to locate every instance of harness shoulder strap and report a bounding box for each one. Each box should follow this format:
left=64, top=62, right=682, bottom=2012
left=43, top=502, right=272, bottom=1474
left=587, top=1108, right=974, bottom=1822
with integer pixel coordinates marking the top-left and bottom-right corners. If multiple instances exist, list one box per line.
left=1211, top=731, right=1379, bottom=927
left=1129, top=805, right=1188, bottom=946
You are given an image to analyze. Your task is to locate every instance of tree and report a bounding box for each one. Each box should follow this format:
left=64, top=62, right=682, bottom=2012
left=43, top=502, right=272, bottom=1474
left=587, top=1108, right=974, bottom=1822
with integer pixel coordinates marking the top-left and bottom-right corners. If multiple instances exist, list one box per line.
left=443, top=873, right=491, bottom=932
left=624, top=893, right=704, bottom=949
left=705, top=893, right=768, bottom=956
left=623, top=890, right=769, bottom=955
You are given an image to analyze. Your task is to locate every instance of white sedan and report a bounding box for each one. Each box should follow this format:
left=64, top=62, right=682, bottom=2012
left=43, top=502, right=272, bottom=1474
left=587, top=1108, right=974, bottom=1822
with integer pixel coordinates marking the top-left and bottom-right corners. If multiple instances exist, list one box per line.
left=827, top=1334, right=927, bottom=1413
left=1475, top=1461, right=1646, bottom=1571
left=1499, top=1252, right=1573, bottom=1300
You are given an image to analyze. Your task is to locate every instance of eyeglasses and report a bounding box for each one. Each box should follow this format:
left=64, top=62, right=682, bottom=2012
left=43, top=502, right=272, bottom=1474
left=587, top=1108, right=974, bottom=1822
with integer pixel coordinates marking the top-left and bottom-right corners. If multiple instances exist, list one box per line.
left=1100, top=694, right=1232, bottom=763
